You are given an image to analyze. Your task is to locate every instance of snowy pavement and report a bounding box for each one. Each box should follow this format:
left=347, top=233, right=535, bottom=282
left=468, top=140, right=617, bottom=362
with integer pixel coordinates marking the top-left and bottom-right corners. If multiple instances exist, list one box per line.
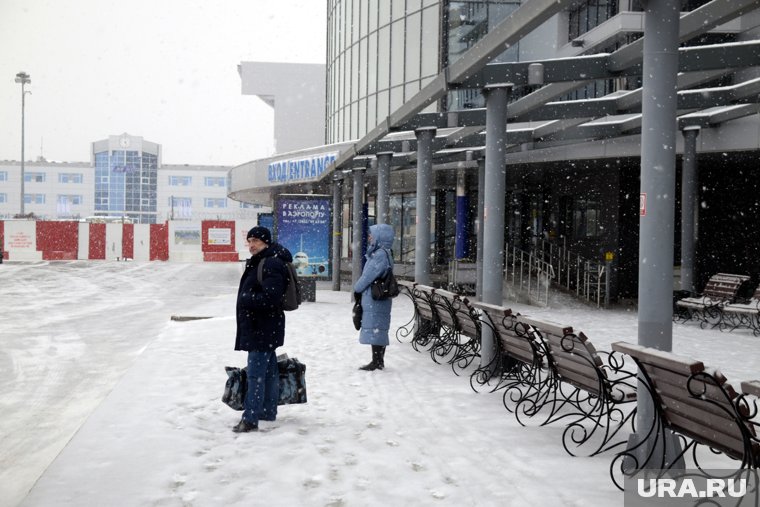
left=2, top=262, right=759, bottom=506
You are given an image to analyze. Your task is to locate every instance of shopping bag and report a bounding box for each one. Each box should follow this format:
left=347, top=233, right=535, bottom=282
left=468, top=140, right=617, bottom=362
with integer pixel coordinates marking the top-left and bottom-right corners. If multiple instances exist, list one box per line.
left=277, top=357, right=307, bottom=405
left=222, top=366, right=246, bottom=411
left=222, top=357, right=307, bottom=410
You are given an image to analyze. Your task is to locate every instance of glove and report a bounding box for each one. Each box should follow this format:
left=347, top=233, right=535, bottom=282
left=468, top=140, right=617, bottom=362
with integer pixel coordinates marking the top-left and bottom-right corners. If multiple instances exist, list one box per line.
left=352, top=296, right=363, bottom=331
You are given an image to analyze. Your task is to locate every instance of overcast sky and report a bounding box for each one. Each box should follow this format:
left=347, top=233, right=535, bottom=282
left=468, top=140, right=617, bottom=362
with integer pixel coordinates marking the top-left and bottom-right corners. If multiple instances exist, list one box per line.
left=0, top=0, right=326, bottom=166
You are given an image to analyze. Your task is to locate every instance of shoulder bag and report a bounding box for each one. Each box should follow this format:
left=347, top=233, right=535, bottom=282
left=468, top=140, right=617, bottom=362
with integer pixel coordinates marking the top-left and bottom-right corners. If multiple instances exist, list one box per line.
left=370, top=249, right=400, bottom=300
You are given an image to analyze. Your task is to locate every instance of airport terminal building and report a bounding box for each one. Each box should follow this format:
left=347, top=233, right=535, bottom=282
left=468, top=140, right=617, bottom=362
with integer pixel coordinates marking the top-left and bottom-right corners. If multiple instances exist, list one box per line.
left=229, top=0, right=760, bottom=303
left=0, top=133, right=259, bottom=224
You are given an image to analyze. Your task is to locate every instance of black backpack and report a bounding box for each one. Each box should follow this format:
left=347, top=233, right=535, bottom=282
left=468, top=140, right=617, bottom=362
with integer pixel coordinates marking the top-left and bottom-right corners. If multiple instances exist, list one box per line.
left=257, top=257, right=301, bottom=311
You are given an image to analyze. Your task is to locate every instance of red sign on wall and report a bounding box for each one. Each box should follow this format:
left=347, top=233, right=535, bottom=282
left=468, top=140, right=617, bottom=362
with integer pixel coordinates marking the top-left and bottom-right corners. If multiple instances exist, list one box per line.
left=640, top=193, right=647, bottom=217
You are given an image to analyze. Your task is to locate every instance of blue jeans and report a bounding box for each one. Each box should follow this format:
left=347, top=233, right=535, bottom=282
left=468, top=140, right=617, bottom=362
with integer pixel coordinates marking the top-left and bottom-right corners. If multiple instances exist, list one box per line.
left=244, top=350, right=279, bottom=424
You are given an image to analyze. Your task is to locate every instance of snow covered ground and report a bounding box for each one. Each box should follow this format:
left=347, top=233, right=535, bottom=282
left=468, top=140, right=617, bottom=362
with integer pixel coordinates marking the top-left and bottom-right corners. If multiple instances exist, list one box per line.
left=2, top=261, right=759, bottom=507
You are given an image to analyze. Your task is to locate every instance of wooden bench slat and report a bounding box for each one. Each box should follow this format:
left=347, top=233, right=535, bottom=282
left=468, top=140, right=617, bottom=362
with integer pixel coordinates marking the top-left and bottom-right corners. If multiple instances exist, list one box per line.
left=433, top=288, right=458, bottom=300
left=645, top=366, right=732, bottom=400
left=554, top=365, right=604, bottom=397
left=612, top=342, right=704, bottom=375
left=663, top=396, right=748, bottom=439
left=435, top=308, right=457, bottom=328
left=742, top=380, right=760, bottom=398
left=552, top=353, right=606, bottom=382
left=653, top=379, right=741, bottom=424
left=499, top=337, right=536, bottom=364
left=459, top=320, right=479, bottom=338
left=418, top=307, right=436, bottom=320
left=472, top=301, right=513, bottom=317
left=645, top=368, right=736, bottom=415
left=516, top=315, right=573, bottom=337
left=545, top=333, right=604, bottom=368
left=665, top=411, right=749, bottom=460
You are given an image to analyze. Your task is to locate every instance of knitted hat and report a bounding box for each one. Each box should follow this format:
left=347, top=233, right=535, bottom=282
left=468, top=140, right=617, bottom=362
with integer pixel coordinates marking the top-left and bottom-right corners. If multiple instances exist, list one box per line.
left=247, top=226, right=272, bottom=244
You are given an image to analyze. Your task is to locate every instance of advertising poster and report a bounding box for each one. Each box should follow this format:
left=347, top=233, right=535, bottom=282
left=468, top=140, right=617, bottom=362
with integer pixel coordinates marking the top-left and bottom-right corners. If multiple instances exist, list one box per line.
left=275, top=195, right=331, bottom=279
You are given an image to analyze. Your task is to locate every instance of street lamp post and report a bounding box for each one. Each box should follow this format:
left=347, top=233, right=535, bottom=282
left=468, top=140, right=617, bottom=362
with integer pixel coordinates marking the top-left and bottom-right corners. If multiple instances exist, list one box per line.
left=15, top=72, right=31, bottom=216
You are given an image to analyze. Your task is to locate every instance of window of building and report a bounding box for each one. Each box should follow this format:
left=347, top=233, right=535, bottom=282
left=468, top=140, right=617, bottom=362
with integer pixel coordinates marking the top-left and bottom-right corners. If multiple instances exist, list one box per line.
left=169, top=175, right=192, bottom=186
left=58, top=173, right=84, bottom=184
left=204, top=198, right=227, bottom=208
left=570, top=197, right=603, bottom=238
left=24, top=172, right=45, bottom=183
left=568, top=0, right=617, bottom=41
left=386, top=192, right=438, bottom=264
left=444, top=1, right=520, bottom=111
left=170, top=197, right=193, bottom=219
left=0, top=171, right=7, bottom=181
left=24, top=194, right=46, bottom=204
left=57, top=195, right=83, bottom=205
left=204, top=176, right=226, bottom=187
left=0, top=193, right=6, bottom=203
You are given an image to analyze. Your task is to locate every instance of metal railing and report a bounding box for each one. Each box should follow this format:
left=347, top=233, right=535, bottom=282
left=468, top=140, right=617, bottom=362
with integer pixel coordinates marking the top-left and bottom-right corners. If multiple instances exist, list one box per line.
left=533, top=239, right=607, bottom=307
left=504, top=244, right=556, bottom=306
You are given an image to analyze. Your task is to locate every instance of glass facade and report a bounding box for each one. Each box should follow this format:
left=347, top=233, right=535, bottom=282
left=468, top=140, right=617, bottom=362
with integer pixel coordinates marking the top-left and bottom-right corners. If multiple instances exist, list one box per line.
left=94, top=149, right=158, bottom=223
left=568, top=0, right=618, bottom=41
left=445, top=0, right=521, bottom=110
left=326, top=0, right=441, bottom=143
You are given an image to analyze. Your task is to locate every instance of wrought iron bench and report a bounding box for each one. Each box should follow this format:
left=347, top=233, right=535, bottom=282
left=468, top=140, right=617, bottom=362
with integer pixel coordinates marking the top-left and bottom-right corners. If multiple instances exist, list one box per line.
left=674, top=272, right=750, bottom=328
left=396, top=281, right=482, bottom=374
left=468, top=302, right=552, bottom=412
left=609, top=341, right=760, bottom=490
left=720, top=284, right=760, bottom=335
left=518, top=316, right=637, bottom=457
left=396, top=281, right=440, bottom=352
left=424, top=288, right=481, bottom=374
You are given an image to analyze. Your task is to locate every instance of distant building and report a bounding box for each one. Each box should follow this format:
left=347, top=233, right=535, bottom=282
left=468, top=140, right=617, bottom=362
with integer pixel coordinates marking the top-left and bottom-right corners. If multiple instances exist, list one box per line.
left=238, top=62, right=326, bottom=153
left=91, top=134, right=161, bottom=223
left=0, top=133, right=263, bottom=222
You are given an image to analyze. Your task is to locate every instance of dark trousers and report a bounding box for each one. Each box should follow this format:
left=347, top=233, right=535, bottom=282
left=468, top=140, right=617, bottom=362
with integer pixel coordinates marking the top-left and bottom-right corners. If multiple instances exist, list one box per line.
left=243, top=350, right=279, bottom=423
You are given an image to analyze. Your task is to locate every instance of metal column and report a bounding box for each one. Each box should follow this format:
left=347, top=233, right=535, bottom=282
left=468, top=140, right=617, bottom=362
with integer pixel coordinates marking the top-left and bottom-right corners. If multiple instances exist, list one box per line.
left=638, top=0, right=679, bottom=350
left=414, top=127, right=436, bottom=285
left=476, top=156, right=486, bottom=300
left=455, top=166, right=469, bottom=260
left=332, top=176, right=343, bottom=291
left=376, top=152, right=392, bottom=225
left=351, top=168, right=365, bottom=295
left=681, top=127, right=700, bottom=294
left=481, top=84, right=511, bottom=369
left=632, top=0, right=683, bottom=470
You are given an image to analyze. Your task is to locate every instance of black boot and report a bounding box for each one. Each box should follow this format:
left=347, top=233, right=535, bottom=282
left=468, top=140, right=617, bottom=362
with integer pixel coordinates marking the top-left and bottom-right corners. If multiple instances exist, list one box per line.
left=359, top=346, right=385, bottom=371
left=377, top=345, right=386, bottom=369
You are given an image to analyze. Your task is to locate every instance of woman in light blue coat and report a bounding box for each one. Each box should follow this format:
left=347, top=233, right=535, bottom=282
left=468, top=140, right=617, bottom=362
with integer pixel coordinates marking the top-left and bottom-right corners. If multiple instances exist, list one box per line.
left=353, top=223, right=395, bottom=371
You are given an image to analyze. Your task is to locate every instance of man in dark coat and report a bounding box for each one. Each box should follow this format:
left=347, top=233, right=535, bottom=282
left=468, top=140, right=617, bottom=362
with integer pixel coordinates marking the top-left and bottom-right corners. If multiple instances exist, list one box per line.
left=233, top=226, right=293, bottom=433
